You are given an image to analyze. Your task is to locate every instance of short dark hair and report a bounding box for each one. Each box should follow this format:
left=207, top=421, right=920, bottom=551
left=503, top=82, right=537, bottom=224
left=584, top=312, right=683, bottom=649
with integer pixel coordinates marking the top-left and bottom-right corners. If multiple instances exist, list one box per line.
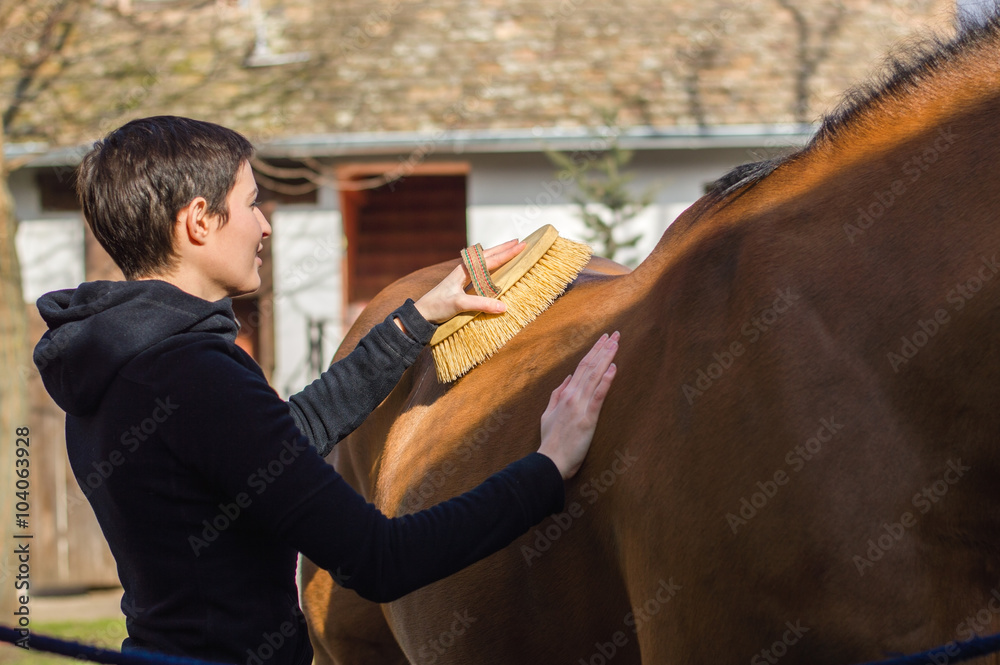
left=76, top=116, right=255, bottom=279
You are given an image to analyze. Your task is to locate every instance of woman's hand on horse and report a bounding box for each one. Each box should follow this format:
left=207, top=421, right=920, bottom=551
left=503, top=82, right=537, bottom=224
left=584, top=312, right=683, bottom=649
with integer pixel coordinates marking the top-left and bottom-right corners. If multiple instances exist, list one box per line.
left=538, top=332, right=620, bottom=480
left=412, top=239, right=526, bottom=324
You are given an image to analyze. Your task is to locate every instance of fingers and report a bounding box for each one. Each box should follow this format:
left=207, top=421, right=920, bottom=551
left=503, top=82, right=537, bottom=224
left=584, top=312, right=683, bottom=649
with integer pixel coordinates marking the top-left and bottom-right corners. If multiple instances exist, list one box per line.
left=457, top=294, right=506, bottom=315
left=579, top=334, right=619, bottom=401
left=455, top=239, right=525, bottom=291
left=482, top=239, right=526, bottom=271
left=481, top=238, right=521, bottom=257
left=546, top=375, right=572, bottom=410
left=417, top=239, right=525, bottom=323
left=587, top=363, right=618, bottom=417
left=537, top=333, right=620, bottom=481
left=567, top=331, right=619, bottom=395
left=449, top=261, right=472, bottom=286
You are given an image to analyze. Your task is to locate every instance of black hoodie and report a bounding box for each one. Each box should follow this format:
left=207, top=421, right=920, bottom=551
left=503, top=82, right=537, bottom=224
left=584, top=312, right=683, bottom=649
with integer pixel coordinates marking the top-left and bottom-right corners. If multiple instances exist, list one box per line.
left=34, top=279, right=564, bottom=665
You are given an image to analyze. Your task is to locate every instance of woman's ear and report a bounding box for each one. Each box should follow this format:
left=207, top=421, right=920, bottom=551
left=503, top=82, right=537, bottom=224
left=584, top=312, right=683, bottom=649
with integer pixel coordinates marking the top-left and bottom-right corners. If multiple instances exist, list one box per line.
left=175, top=197, right=213, bottom=247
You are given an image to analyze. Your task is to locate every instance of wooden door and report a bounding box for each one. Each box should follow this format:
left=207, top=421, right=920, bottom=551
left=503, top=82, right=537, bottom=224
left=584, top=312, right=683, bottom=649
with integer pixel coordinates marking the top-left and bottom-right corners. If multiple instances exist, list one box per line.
left=339, top=164, right=469, bottom=328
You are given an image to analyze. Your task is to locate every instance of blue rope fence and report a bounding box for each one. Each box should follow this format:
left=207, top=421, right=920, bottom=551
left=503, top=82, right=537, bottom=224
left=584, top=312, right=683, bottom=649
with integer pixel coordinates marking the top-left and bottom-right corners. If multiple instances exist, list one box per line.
left=858, top=632, right=1000, bottom=665
left=0, top=626, right=231, bottom=665
left=5, top=622, right=1000, bottom=665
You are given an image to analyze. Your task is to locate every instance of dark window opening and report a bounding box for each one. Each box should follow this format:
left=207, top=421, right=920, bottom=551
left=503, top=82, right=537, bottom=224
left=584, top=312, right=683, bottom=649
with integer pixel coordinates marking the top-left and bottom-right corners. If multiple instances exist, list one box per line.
left=38, top=168, right=80, bottom=212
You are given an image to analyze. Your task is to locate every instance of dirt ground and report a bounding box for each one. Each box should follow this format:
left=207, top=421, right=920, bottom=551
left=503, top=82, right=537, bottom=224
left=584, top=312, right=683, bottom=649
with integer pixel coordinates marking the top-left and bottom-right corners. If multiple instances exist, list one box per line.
left=32, top=587, right=125, bottom=623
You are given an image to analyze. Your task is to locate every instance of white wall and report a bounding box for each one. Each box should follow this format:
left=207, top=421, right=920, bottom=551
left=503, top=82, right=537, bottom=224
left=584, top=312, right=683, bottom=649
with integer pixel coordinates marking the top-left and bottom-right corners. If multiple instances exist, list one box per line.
left=16, top=218, right=86, bottom=303
left=9, top=144, right=783, bottom=380
left=9, top=167, right=348, bottom=399
left=270, top=208, right=343, bottom=398
left=11, top=169, right=86, bottom=303
left=463, top=147, right=759, bottom=267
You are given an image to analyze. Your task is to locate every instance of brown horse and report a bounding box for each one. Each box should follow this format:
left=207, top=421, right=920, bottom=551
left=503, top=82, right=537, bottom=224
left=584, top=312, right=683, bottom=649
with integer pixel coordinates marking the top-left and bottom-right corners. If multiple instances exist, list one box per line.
left=304, top=14, right=1000, bottom=664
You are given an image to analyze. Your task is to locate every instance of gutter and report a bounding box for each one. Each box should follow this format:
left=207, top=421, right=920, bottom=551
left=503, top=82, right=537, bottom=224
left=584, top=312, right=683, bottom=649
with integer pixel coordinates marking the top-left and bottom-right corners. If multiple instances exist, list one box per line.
left=7, top=124, right=818, bottom=167
left=256, top=124, right=819, bottom=158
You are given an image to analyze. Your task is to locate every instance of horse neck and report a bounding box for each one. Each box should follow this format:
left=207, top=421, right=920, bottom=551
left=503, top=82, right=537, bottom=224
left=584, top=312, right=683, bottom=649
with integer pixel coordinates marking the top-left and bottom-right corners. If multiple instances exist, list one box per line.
left=631, top=84, right=1000, bottom=479
left=635, top=25, right=1000, bottom=285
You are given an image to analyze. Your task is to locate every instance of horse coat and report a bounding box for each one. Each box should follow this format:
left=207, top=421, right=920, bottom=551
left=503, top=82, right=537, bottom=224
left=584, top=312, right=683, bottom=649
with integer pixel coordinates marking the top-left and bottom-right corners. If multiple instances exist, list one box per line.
left=303, top=14, right=1000, bottom=664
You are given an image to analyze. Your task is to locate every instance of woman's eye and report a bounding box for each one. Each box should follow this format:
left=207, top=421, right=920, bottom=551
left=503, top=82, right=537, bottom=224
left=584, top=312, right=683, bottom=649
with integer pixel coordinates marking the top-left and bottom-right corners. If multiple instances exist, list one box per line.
left=251, top=200, right=262, bottom=208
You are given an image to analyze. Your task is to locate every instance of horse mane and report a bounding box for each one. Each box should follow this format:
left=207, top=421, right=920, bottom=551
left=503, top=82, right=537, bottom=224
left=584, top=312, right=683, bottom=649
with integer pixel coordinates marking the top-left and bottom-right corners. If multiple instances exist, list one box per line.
left=705, top=4, right=1000, bottom=204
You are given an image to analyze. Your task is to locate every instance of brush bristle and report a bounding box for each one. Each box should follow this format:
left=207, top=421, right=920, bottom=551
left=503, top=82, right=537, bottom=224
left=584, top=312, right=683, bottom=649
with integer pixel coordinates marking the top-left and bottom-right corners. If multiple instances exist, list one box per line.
left=431, top=236, right=593, bottom=382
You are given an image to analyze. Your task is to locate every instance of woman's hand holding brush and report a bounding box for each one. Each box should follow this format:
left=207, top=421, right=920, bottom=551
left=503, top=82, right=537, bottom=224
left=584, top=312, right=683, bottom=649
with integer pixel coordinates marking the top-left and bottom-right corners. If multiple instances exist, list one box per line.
left=405, top=239, right=526, bottom=327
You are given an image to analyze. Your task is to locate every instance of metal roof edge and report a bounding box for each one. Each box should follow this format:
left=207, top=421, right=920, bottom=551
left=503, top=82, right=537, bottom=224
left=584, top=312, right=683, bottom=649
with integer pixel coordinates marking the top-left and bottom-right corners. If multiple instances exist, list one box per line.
left=7, top=123, right=819, bottom=166
left=256, top=123, right=819, bottom=157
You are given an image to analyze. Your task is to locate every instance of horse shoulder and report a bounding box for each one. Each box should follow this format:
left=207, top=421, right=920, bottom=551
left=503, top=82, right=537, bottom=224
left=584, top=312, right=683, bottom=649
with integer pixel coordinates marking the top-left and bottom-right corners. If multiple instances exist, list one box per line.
left=333, top=261, right=457, bottom=362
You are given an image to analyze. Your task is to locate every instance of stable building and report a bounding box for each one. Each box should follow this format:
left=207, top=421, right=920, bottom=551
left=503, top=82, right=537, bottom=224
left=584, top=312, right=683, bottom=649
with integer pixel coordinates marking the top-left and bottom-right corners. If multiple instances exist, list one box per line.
left=4, top=0, right=957, bottom=591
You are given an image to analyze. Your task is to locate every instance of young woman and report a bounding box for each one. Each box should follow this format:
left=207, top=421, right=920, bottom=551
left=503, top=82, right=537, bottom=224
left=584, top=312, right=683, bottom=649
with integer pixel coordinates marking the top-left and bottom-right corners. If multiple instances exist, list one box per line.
left=33, top=116, right=619, bottom=665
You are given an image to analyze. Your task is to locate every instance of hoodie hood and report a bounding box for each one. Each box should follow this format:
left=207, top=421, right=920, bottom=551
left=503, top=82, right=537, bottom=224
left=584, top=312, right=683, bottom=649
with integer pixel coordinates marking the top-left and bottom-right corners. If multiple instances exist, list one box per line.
left=34, top=279, right=239, bottom=417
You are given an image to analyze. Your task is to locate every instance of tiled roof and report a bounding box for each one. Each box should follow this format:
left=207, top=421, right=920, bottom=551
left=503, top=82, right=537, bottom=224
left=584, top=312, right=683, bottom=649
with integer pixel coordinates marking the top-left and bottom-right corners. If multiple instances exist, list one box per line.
left=1, top=0, right=957, bottom=148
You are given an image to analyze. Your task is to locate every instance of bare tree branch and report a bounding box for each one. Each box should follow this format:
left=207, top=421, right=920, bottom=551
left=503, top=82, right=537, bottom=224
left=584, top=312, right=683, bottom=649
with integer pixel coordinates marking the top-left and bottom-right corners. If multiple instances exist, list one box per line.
left=775, top=0, right=848, bottom=123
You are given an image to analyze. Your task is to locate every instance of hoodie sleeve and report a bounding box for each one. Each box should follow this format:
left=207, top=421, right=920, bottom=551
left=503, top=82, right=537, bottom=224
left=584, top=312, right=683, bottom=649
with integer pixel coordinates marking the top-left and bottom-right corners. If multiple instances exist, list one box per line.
left=157, top=339, right=564, bottom=603
left=287, top=299, right=437, bottom=457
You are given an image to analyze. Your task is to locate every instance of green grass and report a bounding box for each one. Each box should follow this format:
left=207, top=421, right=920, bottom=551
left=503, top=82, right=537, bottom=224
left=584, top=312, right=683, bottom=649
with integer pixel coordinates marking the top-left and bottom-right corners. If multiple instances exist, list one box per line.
left=0, top=618, right=127, bottom=664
